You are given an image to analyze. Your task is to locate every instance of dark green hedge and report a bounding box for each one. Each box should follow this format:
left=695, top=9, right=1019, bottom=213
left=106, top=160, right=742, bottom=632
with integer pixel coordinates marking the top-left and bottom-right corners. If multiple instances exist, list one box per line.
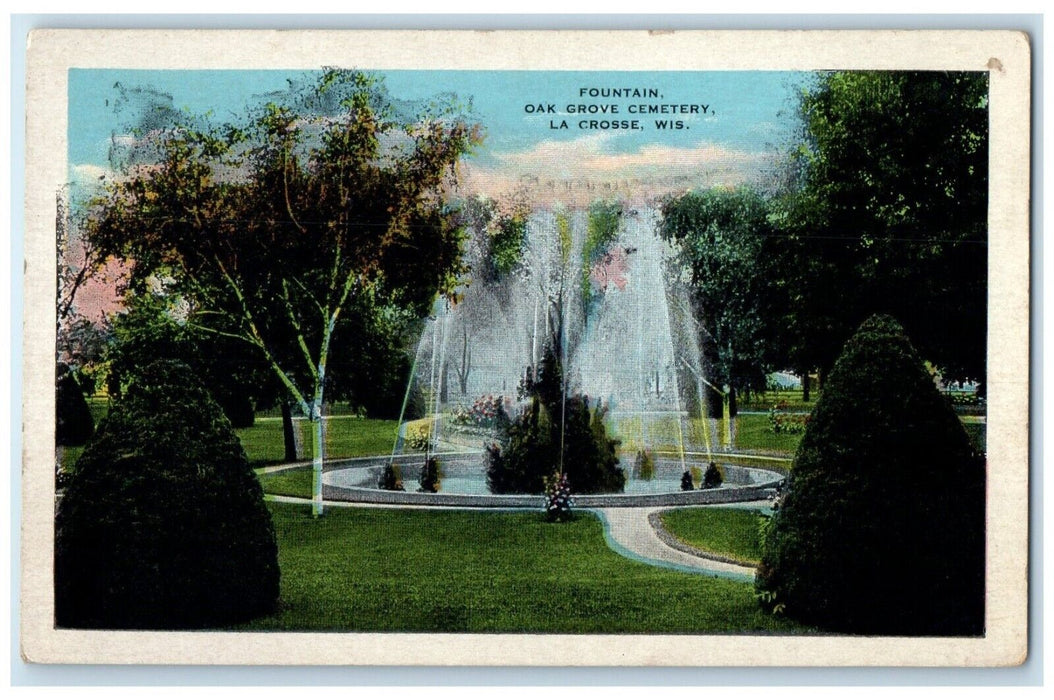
left=56, top=365, right=94, bottom=447
left=756, top=315, right=985, bottom=635
left=487, top=344, right=624, bottom=495
left=55, top=360, right=280, bottom=629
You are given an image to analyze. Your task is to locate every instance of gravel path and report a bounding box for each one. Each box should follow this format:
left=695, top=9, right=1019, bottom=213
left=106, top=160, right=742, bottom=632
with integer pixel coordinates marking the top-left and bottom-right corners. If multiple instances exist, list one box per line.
left=593, top=506, right=758, bottom=582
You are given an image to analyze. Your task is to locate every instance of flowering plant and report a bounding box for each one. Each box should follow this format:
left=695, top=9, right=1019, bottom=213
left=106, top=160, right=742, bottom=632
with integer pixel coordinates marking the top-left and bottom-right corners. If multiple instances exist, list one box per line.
left=543, top=472, right=575, bottom=522
left=453, top=394, right=509, bottom=429
left=768, top=401, right=811, bottom=435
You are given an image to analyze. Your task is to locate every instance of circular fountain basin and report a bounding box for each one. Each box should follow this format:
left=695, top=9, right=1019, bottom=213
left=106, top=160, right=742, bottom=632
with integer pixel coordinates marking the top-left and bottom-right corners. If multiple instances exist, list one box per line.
left=319, top=451, right=786, bottom=508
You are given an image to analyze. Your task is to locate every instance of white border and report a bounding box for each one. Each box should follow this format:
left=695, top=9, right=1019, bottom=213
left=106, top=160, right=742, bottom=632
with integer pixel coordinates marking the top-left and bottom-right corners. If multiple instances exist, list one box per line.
left=20, top=28, right=1032, bottom=667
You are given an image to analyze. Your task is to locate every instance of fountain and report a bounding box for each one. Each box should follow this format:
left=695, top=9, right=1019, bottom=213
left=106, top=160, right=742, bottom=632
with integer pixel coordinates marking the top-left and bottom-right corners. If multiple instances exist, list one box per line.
left=322, top=201, right=786, bottom=506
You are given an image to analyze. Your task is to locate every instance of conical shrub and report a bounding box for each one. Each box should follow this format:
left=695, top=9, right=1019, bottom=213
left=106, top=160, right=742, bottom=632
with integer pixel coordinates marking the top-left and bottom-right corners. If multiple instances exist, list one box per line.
left=756, top=315, right=985, bottom=635
left=55, top=359, right=279, bottom=629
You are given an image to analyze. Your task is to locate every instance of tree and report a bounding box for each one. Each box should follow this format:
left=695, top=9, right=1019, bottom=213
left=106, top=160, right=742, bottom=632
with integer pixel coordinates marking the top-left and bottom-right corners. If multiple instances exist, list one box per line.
left=770, top=71, right=988, bottom=388
left=106, top=288, right=268, bottom=428
left=55, top=360, right=279, bottom=629
left=755, top=315, right=985, bottom=635
left=660, top=187, right=775, bottom=414
left=85, top=70, right=481, bottom=515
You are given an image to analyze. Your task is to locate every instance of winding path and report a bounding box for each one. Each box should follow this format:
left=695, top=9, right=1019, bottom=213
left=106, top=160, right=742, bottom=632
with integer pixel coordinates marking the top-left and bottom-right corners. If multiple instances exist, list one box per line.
left=265, top=491, right=762, bottom=582
left=593, top=506, right=758, bottom=582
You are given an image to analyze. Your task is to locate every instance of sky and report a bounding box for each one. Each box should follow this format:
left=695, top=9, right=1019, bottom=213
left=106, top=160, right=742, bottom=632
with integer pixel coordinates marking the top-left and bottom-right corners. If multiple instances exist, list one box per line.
left=68, top=69, right=815, bottom=205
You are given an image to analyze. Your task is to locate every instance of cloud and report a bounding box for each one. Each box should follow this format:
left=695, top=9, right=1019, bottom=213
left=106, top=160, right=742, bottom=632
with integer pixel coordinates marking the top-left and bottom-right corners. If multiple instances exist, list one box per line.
left=459, top=134, right=774, bottom=204
left=70, top=163, right=113, bottom=185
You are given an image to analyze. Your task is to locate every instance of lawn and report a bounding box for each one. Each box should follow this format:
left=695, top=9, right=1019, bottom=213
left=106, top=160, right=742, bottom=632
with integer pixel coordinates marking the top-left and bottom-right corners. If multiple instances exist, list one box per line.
left=734, top=414, right=805, bottom=455
left=659, top=507, right=765, bottom=566
left=256, top=467, right=314, bottom=498
left=236, top=416, right=403, bottom=467
left=235, top=503, right=805, bottom=634
left=739, top=389, right=818, bottom=412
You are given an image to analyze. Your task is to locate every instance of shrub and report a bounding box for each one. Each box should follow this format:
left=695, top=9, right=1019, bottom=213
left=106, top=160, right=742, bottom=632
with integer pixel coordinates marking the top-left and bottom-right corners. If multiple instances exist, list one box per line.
left=486, top=397, right=552, bottom=495
left=54, top=360, right=279, bottom=629
left=418, top=457, right=441, bottom=493
left=702, top=462, right=724, bottom=489
left=56, top=364, right=94, bottom=447
left=756, top=315, right=986, bottom=635
left=404, top=423, right=431, bottom=452
left=378, top=463, right=405, bottom=491
left=768, top=402, right=810, bottom=435
left=680, top=471, right=694, bottom=491
left=488, top=344, right=625, bottom=495
left=452, top=394, right=511, bottom=430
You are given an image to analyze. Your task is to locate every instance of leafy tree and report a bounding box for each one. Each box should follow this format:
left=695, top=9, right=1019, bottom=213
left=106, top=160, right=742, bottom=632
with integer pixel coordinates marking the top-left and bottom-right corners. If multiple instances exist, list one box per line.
left=755, top=315, right=985, bottom=635
left=54, top=359, right=279, bottom=629
left=770, top=71, right=988, bottom=389
left=85, top=70, right=481, bottom=515
left=581, top=199, right=623, bottom=312
left=660, top=187, right=775, bottom=414
left=106, top=289, right=266, bottom=428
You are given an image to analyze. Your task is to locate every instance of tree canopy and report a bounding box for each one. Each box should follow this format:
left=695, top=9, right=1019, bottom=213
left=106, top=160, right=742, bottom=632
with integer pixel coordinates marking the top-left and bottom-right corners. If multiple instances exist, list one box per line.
left=660, top=187, right=775, bottom=411
left=84, top=69, right=482, bottom=514
left=769, top=71, right=988, bottom=384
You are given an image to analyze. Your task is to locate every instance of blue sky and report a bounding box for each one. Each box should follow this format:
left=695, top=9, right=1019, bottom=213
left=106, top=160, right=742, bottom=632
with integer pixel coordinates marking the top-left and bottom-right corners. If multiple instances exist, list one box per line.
left=68, top=69, right=814, bottom=202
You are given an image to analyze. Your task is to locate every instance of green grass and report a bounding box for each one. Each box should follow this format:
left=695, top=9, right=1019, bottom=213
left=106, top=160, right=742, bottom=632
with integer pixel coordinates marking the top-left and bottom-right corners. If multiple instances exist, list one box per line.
left=613, top=415, right=720, bottom=453
left=659, top=507, right=765, bottom=566
left=257, top=467, right=314, bottom=498
left=734, top=414, right=805, bottom=454
left=234, top=503, right=805, bottom=633
left=236, top=416, right=402, bottom=467
left=739, top=389, right=818, bottom=412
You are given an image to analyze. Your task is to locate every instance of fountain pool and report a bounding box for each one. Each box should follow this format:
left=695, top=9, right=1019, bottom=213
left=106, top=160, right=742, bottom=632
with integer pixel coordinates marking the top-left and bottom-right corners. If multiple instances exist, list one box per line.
left=318, top=451, right=786, bottom=508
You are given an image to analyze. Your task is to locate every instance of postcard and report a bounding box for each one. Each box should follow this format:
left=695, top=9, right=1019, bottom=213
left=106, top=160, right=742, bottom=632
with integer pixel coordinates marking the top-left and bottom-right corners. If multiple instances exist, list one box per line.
left=22, top=29, right=1030, bottom=666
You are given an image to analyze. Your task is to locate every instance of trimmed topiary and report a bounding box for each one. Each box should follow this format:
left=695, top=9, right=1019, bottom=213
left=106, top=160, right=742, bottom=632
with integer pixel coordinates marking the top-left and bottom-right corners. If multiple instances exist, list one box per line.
left=54, top=359, right=280, bottom=629
left=418, top=457, right=441, bottom=493
left=378, top=462, right=405, bottom=491
left=702, top=462, right=724, bottom=489
left=56, top=364, right=94, bottom=447
left=488, top=344, right=625, bottom=495
left=756, top=315, right=985, bottom=635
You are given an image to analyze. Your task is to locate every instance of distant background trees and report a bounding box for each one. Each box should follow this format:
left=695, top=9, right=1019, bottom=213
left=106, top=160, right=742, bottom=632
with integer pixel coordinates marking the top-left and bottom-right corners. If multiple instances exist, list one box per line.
left=660, top=187, right=775, bottom=415
left=661, top=70, right=989, bottom=398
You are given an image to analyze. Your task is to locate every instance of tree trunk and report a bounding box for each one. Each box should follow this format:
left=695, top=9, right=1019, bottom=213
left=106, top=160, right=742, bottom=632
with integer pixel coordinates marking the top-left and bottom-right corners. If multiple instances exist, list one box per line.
left=441, top=362, right=449, bottom=403
left=728, top=385, right=738, bottom=418
left=311, top=401, right=324, bottom=518
left=802, top=371, right=811, bottom=402
left=281, top=401, right=298, bottom=462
